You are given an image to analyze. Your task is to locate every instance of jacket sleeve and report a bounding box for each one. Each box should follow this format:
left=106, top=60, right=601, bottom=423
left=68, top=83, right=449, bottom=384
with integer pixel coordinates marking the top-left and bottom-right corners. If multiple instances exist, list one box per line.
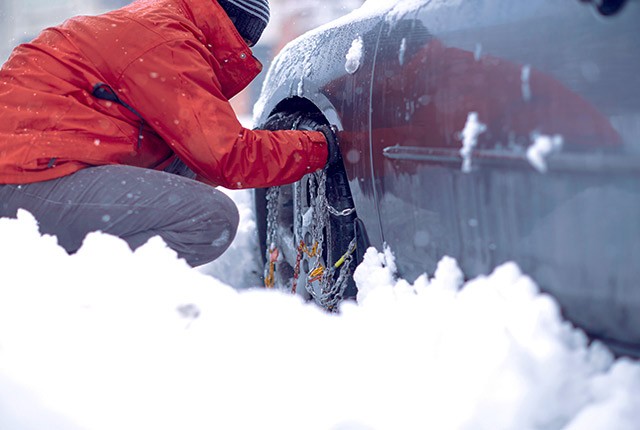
left=116, top=38, right=328, bottom=189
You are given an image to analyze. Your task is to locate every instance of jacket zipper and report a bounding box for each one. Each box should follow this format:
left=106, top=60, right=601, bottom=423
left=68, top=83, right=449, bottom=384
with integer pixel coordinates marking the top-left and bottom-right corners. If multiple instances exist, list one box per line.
left=91, top=82, right=145, bottom=150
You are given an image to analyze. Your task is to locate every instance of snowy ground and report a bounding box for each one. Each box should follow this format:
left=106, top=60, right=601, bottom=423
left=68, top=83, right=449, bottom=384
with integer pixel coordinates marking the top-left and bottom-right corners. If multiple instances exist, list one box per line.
left=1, top=190, right=640, bottom=430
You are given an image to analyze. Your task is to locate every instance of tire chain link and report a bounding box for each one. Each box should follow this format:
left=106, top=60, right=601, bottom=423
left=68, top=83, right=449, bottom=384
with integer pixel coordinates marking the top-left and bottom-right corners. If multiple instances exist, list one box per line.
left=264, top=185, right=280, bottom=288
left=264, top=168, right=356, bottom=311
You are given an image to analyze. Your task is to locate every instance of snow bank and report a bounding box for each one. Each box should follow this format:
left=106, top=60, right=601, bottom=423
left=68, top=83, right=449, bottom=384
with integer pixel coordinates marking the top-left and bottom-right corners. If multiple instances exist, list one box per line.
left=1, top=206, right=640, bottom=430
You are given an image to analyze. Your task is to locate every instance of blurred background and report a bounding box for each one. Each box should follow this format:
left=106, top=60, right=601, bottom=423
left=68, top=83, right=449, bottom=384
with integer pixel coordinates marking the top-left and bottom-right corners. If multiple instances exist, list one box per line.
left=0, top=0, right=364, bottom=116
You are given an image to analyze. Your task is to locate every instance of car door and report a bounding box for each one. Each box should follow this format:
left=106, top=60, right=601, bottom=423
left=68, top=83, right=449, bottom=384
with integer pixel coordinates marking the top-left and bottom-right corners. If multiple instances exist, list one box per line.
left=370, top=0, right=640, bottom=351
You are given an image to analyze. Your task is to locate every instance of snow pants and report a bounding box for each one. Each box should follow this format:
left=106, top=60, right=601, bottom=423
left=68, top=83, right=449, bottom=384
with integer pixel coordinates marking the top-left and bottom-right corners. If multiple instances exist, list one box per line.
left=0, top=162, right=239, bottom=267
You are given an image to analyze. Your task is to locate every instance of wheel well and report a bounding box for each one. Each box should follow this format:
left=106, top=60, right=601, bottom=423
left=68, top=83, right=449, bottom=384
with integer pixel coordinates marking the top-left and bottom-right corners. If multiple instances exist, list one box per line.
left=267, top=97, right=327, bottom=124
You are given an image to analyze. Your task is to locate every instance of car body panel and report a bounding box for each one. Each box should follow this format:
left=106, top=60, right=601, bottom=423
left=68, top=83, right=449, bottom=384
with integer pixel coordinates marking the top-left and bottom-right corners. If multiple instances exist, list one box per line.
left=370, top=1, right=640, bottom=349
left=256, top=15, right=387, bottom=246
left=254, top=0, right=640, bottom=354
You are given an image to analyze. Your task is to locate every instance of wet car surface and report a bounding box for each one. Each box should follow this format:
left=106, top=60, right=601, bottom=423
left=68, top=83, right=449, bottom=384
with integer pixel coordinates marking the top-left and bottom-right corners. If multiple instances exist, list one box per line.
left=254, top=0, right=640, bottom=356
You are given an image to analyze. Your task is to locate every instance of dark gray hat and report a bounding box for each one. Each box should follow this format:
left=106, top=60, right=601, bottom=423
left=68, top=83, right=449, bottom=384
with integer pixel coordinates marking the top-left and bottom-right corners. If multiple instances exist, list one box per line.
left=218, top=0, right=270, bottom=46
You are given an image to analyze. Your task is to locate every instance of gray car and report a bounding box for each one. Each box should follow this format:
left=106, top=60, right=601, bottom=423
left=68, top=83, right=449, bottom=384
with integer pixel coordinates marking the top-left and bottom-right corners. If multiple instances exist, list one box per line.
left=254, top=0, right=640, bottom=356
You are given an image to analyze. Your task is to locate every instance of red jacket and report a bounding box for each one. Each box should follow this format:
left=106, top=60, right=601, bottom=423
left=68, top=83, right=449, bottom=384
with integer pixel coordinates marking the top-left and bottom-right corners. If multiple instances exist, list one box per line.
left=0, top=0, right=328, bottom=188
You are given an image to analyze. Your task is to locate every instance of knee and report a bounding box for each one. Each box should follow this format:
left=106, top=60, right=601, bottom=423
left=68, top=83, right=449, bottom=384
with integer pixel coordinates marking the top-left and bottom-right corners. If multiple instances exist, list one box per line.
left=189, top=190, right=239, bottom=266
left=209, top=196, right=239, bottom=252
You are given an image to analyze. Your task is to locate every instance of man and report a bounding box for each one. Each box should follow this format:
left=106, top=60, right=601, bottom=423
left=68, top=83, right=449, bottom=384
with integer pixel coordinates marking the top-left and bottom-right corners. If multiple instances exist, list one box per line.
left=0, top=0, right=337, bottom=266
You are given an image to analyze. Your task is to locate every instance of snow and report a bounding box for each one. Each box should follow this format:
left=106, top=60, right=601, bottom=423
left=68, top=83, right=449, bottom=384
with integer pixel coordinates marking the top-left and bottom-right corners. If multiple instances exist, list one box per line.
left=527, top=134, right=564, bottom=173
left=398, top=37, right=407, bottom=66
left=459, top=112, right=488, bottom=173
left=2, top=193, right=640, bottom=429
left=522, top=64, right=532, bottom=102
left=345, top=36, right=364, bottom=74
left=253, top=0, right=428, bottom=120
left=293, top=0, right=429, bottom=50
left=302, top=206, right=314, bottom=227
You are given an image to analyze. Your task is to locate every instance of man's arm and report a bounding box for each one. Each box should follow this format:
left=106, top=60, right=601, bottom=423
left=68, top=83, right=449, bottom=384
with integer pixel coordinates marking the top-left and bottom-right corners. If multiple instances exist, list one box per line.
left=117, top=39, right=328, bottom=189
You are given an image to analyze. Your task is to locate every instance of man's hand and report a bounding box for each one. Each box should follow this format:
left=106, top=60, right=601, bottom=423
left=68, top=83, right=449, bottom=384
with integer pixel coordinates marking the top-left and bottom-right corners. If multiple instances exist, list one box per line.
left=317, top=125, right=341, bottom=168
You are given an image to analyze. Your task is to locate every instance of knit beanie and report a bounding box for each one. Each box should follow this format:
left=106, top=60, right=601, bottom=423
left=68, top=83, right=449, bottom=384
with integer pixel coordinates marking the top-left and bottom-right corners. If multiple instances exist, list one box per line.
left=218, top=0, right=270, bottom=46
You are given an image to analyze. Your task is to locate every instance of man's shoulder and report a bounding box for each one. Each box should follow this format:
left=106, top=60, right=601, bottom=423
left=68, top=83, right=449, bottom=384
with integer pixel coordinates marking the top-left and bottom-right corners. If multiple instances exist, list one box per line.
left=60, top=3, right=202, bottom=69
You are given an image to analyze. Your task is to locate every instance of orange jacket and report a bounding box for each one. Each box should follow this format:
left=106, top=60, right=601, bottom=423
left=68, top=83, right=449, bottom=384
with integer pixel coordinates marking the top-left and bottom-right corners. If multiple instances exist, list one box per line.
left=0, top=0, right=327, bottom=188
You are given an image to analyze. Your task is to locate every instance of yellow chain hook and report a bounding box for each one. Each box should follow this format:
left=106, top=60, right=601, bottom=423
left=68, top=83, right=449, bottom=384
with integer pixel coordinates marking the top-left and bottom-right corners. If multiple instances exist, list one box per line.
left=264, top=246, right=279, bottom=289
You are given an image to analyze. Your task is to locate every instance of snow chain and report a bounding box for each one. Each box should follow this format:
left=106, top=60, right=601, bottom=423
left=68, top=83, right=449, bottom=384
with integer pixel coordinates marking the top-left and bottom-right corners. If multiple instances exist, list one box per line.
left=263, top=185, right=280, bottom=289
left=263, top=168, right=357, bottom=311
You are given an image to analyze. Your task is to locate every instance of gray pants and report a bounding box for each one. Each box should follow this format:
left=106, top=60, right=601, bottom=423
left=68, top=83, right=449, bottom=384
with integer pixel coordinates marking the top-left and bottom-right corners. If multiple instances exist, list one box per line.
left=0, top=164, right=239, bottom=267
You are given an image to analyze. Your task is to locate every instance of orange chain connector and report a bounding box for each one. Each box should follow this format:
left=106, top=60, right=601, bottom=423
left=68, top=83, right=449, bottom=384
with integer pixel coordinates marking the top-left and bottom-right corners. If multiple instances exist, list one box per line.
left=307, top=265, right=325, bottom=284
left=292, top=240, right=320, bottom=294
left=264, top=246, right=279, bottom=289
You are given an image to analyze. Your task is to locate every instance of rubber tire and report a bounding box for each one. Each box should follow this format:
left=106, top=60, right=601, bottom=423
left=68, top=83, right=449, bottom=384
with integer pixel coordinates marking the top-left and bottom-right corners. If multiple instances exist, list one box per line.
left=254, top=111, right=358, bottom=304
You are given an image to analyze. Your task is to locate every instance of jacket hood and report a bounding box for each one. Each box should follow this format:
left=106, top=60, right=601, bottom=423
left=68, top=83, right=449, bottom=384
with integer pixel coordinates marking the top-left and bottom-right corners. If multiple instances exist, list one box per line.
left=183, top=1, right=252, bottom=46
left=176, top=0, right=262, bottom=98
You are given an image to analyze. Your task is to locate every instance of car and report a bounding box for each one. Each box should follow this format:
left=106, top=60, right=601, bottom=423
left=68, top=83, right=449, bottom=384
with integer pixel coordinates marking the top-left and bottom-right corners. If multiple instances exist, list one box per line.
left=253, top=0, right=640, bottom=356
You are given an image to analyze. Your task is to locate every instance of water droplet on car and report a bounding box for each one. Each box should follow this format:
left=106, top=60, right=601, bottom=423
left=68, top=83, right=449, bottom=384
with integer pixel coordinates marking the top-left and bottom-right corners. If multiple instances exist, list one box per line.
left=474, top=43, right=482, bottom=61
left=346, top=149, right=360, bottom=164
left=418, top=95, right=431, bottom=106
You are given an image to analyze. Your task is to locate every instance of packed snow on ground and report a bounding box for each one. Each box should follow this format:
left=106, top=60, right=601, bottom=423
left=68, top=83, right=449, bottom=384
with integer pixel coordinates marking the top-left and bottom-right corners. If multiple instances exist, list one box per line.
left=1, top=189, right=640, bottom=430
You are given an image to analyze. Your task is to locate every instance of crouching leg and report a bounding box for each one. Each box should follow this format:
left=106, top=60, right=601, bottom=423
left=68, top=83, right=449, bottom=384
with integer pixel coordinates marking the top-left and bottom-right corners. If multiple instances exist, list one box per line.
left=0, top=165, right=239, bottom=267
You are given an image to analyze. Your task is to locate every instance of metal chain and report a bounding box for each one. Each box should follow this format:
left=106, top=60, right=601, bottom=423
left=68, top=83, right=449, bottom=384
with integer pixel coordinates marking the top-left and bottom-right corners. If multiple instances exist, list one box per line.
left=319, top=237, right=357, bottom=311
left=301, top=170, right=357, bottom=311
left=263, top=186, right=280, bottom=288
left=309, top=170, right=327, bottom=291
left=262, top=124, right=356, bottom=310
left=302, top=170, right=327, bottom=302
left=327, top=206, right=357, bottom=217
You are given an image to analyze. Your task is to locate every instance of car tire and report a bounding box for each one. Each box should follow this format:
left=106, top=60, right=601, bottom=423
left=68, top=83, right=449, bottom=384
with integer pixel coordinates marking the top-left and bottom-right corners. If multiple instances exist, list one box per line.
left=255, top=111, right=358, bottom=309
